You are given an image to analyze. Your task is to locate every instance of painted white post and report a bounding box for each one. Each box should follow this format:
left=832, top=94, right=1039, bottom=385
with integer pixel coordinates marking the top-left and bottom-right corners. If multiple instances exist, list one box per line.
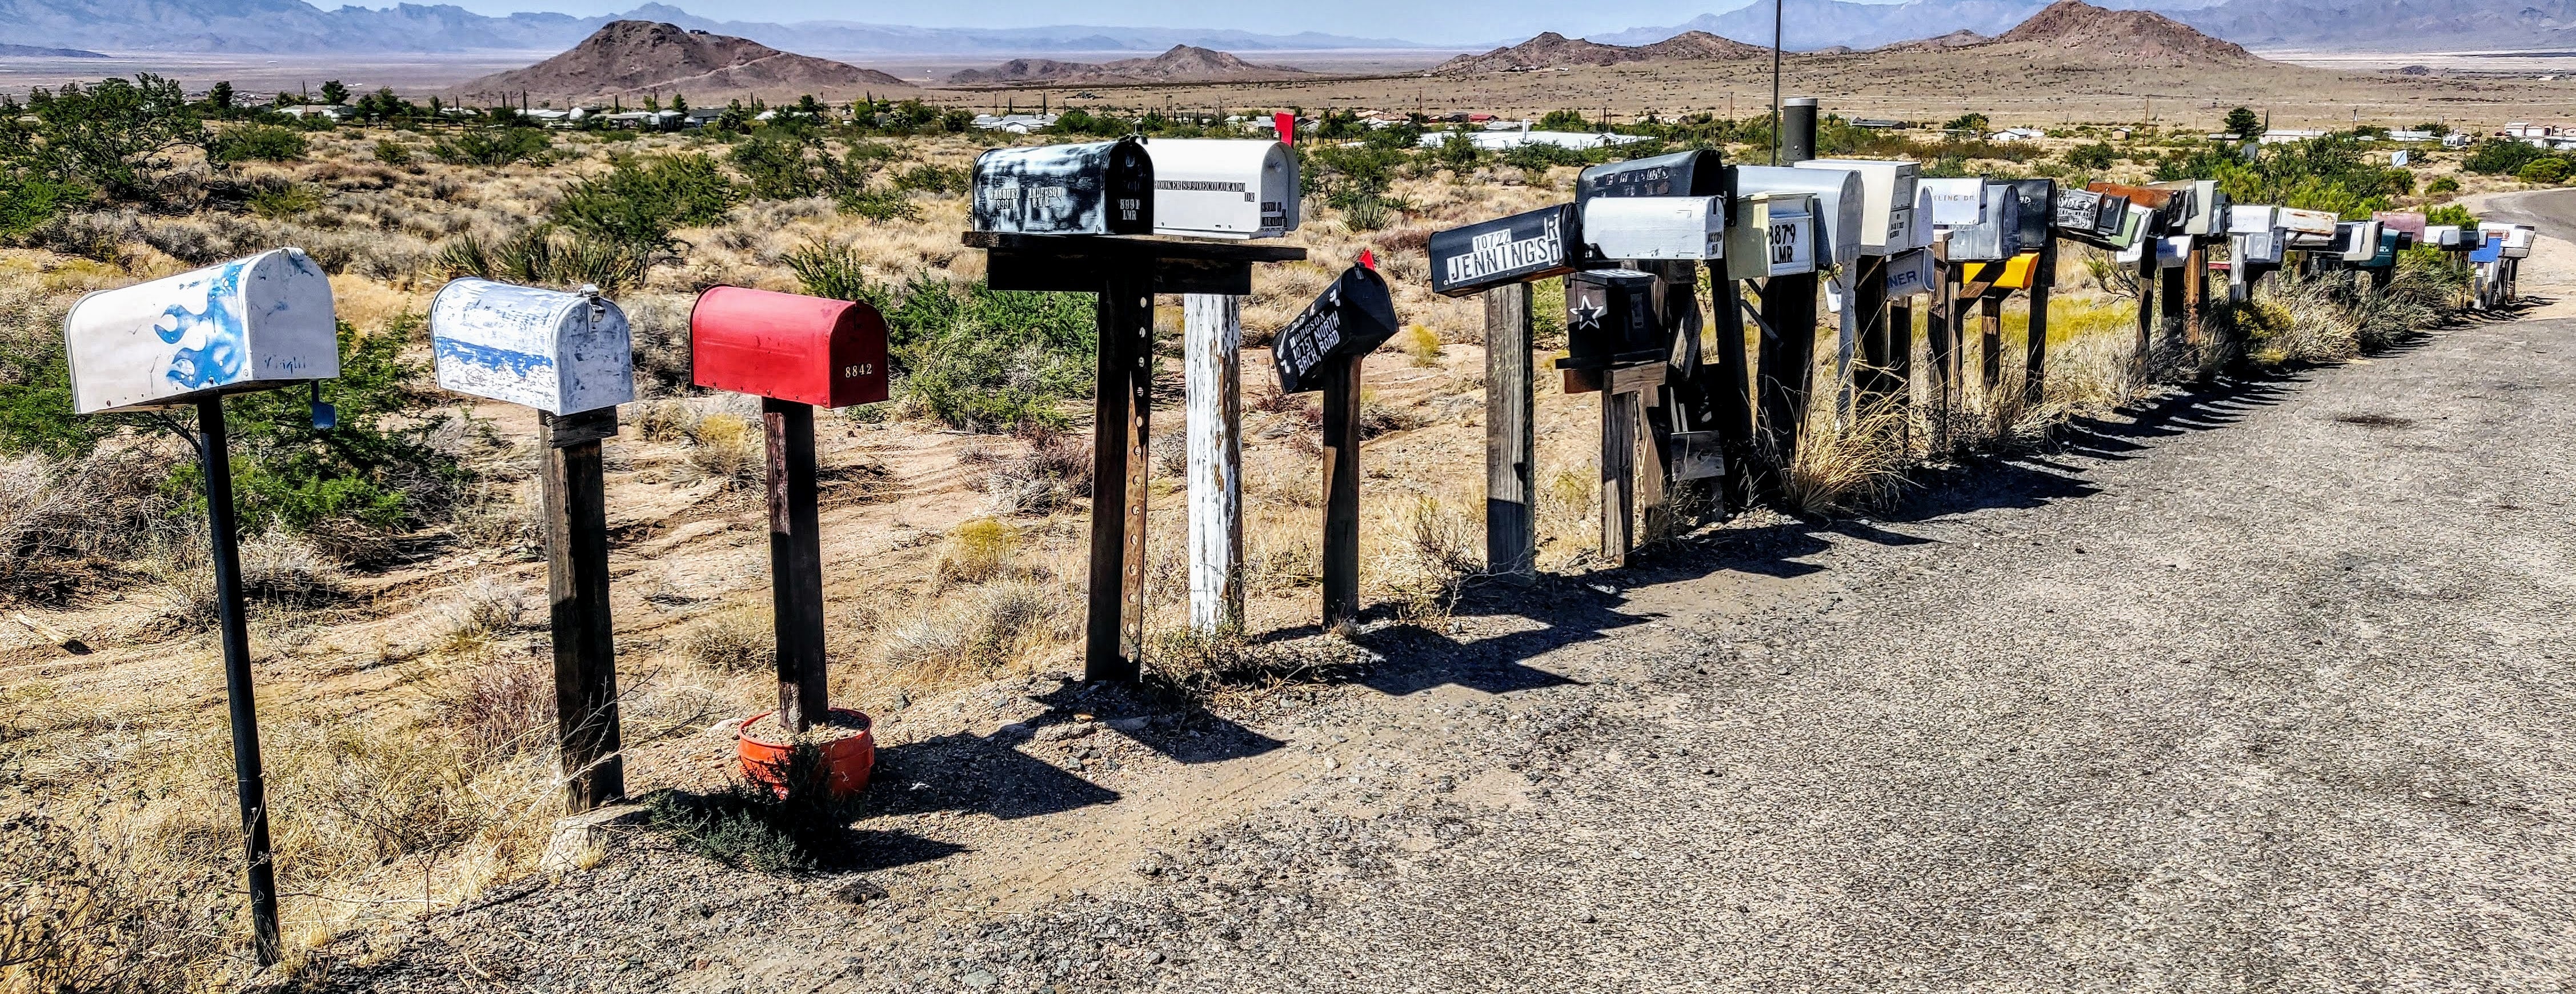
left=1184, top=292, right=1243, bottom=634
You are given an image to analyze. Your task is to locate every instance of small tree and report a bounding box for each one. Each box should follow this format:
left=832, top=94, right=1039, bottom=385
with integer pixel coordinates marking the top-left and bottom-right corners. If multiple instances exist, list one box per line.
left=671, top=93, right=688, bottom=114
left=319, top=79, right=350, bottom=105
left=207, top=81, right=233, bottom=112
left=1942, top=112, right=1990, bottom=134
left=2225, top=106, right=2261, bottom=142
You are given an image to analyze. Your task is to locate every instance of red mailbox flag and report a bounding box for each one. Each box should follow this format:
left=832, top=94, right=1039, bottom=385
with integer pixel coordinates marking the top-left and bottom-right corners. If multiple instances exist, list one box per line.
left=1275, top=112, right=1296, bottom=146
left=690, top=287, right=890, bottom=408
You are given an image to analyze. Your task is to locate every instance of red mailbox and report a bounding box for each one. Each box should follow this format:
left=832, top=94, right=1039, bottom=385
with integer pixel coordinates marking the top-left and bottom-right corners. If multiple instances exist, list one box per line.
left=690, top=286, right=888, bottom=407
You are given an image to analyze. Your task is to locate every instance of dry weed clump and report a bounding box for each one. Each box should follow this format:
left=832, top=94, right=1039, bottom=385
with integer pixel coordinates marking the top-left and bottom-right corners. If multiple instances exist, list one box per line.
left=1376, top=495, right=1482, bottom=618
left=983, top=432, right=1092, bottom=516
left=138, top=528, right=345, bottom=628
left=0, top=809, right=234, bottom=993
left=436, top=575, right=535, bottom=650
left=1396, top=323, right=1445, bottom=367
left=1778, top=396, right=1914, bottom=516
left=879, top=582, right=1076, bottom=678
left=0, top=449, right=183, bottom=605
left=431, top=655, right=554, bottom=759
left=936, top=518, right=1020, bottom=585
left=682, top=413, right=765, bottom=489
left=676, top=606, right=776, bottom=673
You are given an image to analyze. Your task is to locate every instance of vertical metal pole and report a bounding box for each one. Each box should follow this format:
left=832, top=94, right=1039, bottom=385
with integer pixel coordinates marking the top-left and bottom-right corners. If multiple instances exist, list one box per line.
left=1769, top=0, right=1783, bottom=166
left=1085, top=269, right=1152, bottom=680
left=762, top=397, right=827, bottom=731
left=1710, top=267, right=1756, bottom=505
left=539, top=408, right=623, bottom=812
left=2025, top=241, right=2053, bottom=407
left=1183, top=294, right=1243, bottom=634
left=1320, top=353, right=1364, bottom=628
left=196, top=397, right=280, bottom=967
left=1483, top=284, right=1536, bottom=583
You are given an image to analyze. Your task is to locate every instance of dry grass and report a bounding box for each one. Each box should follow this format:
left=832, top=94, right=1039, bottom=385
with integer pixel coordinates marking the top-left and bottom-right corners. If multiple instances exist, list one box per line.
left=676, top=607, right=776, bottom=674
left=1779, top=395, right=1916, bottom=516
left=936, top=518, right=1019, bottom=586
left=680, top=412, right=765, bottom=490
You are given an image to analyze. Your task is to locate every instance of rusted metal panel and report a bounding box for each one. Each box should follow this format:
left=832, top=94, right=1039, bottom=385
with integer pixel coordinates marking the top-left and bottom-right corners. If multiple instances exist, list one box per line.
left=969, top=138, right=1153, bottom=236
left=1147, top=138, right=1297, bottom=239
left=690, top=286, right=889, bottom=408
left=430, top=279, right=634, bottom=416
left=2279, top=208, right=2339, bottom=246
left=64, top=248, right=339, bottom=415
left=1272, top=262, right=1400, bottom=394
left=1583, top=195, right=1725, bottom=261
left=1427, top=203, right=1580, bottom=296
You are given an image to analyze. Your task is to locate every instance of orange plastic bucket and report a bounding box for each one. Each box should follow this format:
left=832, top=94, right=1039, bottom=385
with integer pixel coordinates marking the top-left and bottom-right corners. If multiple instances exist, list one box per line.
left=736, top=708, right=875, bottom=797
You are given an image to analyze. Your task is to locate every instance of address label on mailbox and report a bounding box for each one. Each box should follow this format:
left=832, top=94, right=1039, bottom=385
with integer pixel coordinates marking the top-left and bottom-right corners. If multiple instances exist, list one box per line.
left=1427, top=203, right=1580, bottom=297
left=1272, top=263, right=1401, bottom=394
left=63, top=247, right=339, bottom=414
left=970, top=137, right=1153, bottom=236
left=430, top=278, right=634, bottom=416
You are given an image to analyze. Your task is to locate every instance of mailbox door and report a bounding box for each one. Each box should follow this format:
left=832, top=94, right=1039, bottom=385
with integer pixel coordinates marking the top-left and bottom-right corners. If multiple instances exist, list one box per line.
left=1563, top=269, right=1661, bottom=366
left=1884, top=248, right=1934, bottom=298
left=1576, top=150, right=1725, bottom=205
left=1765, top=207, right=1817, bottom=276
left=1428, top=203, right=1580, bottom=296
left=1147, top=138, right=1297, bottom=239
left=970, top=138, right=1153, bottom=236
left=63, top=248, right=339, bottom=414
left=1275, top=263, right=1400, bottom=393
left=2423, top=225, right=2460, bottom=248
left=1583, top=196, right=1724, bottom=261
left=2009, top=179, right=2055, bottom=250
left=1733, top=166, right=1861, bottom=267
left=1724, top=197, right=1774, bottom=281
left=2092, top=195, right=2130, bottom=239
left=2339, top=222, right=2382, bottom=262
left=691, top=286, right=888, bottom=407
left=1922, top=178, right=1984, bottom=227
left=2229, top=205, right=2278, bottom=236
left=429, top=278, right=635, bottom=415
left=2054, top=187, right=2103, bottom=234
left=2470, top=236, right=2503, bottom=263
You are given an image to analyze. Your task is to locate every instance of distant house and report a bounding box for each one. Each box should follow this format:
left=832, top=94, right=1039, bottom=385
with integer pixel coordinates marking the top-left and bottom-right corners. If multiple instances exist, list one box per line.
left=2385, top=129, right=2437, bottom=142
left=277, top=105, right=348, bottom=121
left=1987, top=127, right=2046, bottom=142
left=1417, top=129, right=1650, bottom=152
left=2259, top=129, right=2327, bottom=145
left=599, top=110, right=683, bottom=129
left=972, top=113, right=1059, bottom=134
left=2501, top=122, right=2555, bottom=138
left=1851, top=118, right=1910, bottom=129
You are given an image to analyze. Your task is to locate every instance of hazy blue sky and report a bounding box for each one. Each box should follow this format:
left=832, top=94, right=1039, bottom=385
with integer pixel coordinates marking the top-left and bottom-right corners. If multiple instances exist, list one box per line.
left=332, top=0, right=1893, bottom=43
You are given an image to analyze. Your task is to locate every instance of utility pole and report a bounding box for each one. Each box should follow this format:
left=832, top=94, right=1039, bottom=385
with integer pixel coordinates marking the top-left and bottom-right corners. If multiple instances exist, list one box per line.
left=1770, top=0, right=1784, bottom=165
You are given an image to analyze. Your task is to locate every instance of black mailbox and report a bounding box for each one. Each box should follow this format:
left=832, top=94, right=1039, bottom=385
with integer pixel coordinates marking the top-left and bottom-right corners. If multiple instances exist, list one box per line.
left=1428, top=203, right=1581, bottom=298
left=1559, top=268, right=1662, bottom=368
left=2009, top=179, right=2055, bottom=251
left=1272, top=262, right=1401, bottom=394
left=1575, top=150, right=1728, bottom=205
left=969, top=138, right=1154, bottom=236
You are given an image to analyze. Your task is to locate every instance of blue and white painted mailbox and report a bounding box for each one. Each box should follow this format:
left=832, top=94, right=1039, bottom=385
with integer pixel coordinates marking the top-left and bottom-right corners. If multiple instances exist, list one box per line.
left=63, top=248, right=339, bottom=414
left=428, top=278, right=634, bottom=415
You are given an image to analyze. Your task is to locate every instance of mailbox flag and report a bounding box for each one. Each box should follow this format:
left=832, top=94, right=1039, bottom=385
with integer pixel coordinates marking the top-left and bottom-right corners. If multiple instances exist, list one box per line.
left=1275, top=113, right=1296, bottom=146
left=1272, top=263, right=1400, bottom=394
left=63, top=248, right=339, bottom=414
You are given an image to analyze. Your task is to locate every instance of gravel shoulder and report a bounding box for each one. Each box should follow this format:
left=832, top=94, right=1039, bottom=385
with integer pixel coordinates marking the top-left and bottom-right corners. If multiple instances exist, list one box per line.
left=309, top=218, right=2576, bottom=993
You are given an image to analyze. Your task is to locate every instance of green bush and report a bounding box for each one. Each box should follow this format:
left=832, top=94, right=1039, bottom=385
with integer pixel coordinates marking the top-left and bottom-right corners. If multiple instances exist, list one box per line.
left=2517, top=158, right=2567, bottom=185
left=783, top=241, right=879, bottom=304
left=874, top=276, right=1098, bottom=432
left=2462, top=138, right=2547, bottom=175
left=2425, top=203, right=2476, bottom=229
left=435, top=226, right=650, bottom=294
left=372, top=139, right=411, bottom=166
left=208, top=124, right=307, bottom=164
left=889, top=163, right=964, bottom=195
left=2425, top=175, right=2460, bottom=195
left=246, top=182, right=322, bottom=218
left=551, top=154, right=736, bottom=251
left=2064, top=143, right=2117, bottom=170
left=0, top=74, right=206, bottom=203
left=727, top=134, right=852, bottom=201
left=2154, top=131, right=2413, bottom=218
left=835, top=186, right=918, bottom=222
left=0, top=173, right=72, bottom=241
left=434, top=127, right=551, bottom=166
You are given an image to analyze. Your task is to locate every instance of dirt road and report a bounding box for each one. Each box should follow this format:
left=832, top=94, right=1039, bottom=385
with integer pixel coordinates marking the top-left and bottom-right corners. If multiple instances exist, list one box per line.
left=320, top=203, right=2576, bottom=992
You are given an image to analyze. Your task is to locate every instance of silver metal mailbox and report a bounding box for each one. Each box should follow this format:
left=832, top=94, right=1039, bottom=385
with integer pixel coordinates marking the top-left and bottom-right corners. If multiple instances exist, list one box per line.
left=63, top=248, right=339, bottom=414
left=2156, top=235, right=2191, bottom=269
left=2490, top=223, right=2536, bottom=258
left=2150, top=179, right=2227, bottom=236
left=2335, top=221, right=2383, bottom=262
left=2425, top=225, right=2463, bottom=248
left=969, top=138, right=1153, bottom=236
left=1145, top=138, right=1297, bottom=240
left=2228, top=204, right=2279, bottom=237
left=1795, top=158, right=1918, bottom=255
left=1581, top=195, right=1725, bottom=262
left=1724, top=191, right=1817, bottom=279
left=1883, top=247, right=1935, bottom=298
left=1941, top=182, right=2022, bottom=262
left=430, top=278, right=635, bottom=416
left=1921, top=178, right=1984, bottom=228
left=1733, top=166, right=1864, bottom=267
left=2280, top=209, right=2338, bottom=247
left=2237, top=228, right=2286, bottom=266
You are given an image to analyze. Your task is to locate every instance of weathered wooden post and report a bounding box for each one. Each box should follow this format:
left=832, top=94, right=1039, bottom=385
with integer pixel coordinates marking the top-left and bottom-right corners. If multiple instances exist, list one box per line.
left=966, top=138, right=1301, bottom=677
left=1559, top=268, right=1668, bottom=564
left=1736, top=163, right=1860, bottom=467
left=66, top=248, right=343, bottom=965
left=1575, top=164, right=1727, bottom=546
left=691, top=286, right=889, bottom=793
left=429, top=278, right=636, bottom=812
left=1429, top=204, right=1578, bottom=577
left=1271, top=262, right=1399, bottom=629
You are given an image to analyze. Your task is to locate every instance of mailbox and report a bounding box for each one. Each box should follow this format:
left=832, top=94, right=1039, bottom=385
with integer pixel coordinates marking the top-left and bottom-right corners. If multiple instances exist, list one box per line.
left=1724, top=191, right=1817, bottom=280
left=2089, top=193, right=2131, bottom=241
left=1561, top=269, right=1662, bottom=368
left=690, top=286, right=889, bottom=407
left=1272, top=262, right=1400, bottom=394
left=969, top=138, right=1153, bottom=236
left=1733, top=166, right=1864, bottom=267
left=1146, top=138, right=1297, bottom=240
left=2106, top=203, right=2153, bottom=251
left=2156, top=235, right=2191, bottom=269
left=1921, top=178, right=1984, bottom=227
left=2334, top=221, right=2382, bottom=263
left=1884, top=247, right=1936, bottom=298
left=1583, top=196, right=1725, bottom=261
left=2363, top=229, right=2401, bottom=267
left=1796, top=158, right=1921, bottom=254
left=2470, top=235, right=2504, bottom=264
left=2006, top=179, right=2055, bottom=252
left=429, top=279, right=633, bottom=416
left=2499, top=224, right=2535, bottom=259
left=2373, top=211, right=2427, bottom=242
left=1942, top=182, right=2022, bottom=262
left=2087, top=182, right=2182, bottom=233
left=2280, top=209, right=2338, bottom=247
left=2054, top=187, right=2106, bottom=235
left=1576, top=150, right=1726, bottom=205
left=2237, top=227, right=2287, bottom=266
left=2424, top=225, right=2462, bottom=249
left=2149, top=179, right=2227, bottom=235
left=2229, top=205, right=2279, bottom=237
left=1428, top=203, right=1580, bottom=297
left=64, top=247, right=338, bottom=414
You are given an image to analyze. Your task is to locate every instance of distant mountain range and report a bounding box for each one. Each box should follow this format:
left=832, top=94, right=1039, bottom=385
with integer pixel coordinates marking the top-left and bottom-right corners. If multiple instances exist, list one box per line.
left=0, top=0, right=1429, bottom=55
left=947, top=45, right=1309, bottom=86
left=1595, top=0, right=2574, bottom=52
left=451, top=20, right=910, bottom=101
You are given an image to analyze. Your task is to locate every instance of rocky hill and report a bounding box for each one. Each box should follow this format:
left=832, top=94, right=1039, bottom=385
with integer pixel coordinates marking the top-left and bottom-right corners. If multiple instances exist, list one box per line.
left=946, top=45, right=1307, bottom=86
left=1432, top=30, right=1765, bottom=75
left=448, top=20, right=911, bottom=102
left=1873, top=28, right=1996, bottom=51
left=1992, top=0, right=2257, bottom=62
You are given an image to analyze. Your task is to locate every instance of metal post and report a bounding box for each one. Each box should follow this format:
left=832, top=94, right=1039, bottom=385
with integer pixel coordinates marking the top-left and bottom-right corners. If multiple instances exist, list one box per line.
left=1769, top=0, right=1784, bottom=166
left=195, top=397, right=281, bottom=967
left=539, top=408, right=623, bottom=811
left=1320, top=354, right=1364, bottom=628
left=762, top=397, right=827, bottom=730
left=1085, top=269, right=1152, bottom=680
left=1709, top=266, right=1757, bottom=506
left=1183, top=294, right=1243, bottom=634
left=1483, top=284, right=1536, bottom=583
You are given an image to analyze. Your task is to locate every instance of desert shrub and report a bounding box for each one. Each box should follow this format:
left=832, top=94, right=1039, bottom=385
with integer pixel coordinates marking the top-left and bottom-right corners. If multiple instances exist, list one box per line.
left=372, top=138, right=412, bottom=165
left=0, top=74, right=205, bottom=203
left=1395, top=323, right=1443, bottom=366
left=680, top=412, right=763, bottom=488
left=880, top=277, right=1097, bottom=432
left=0, top=172, right=73, bottom=239
left=552, top=153, right=736, bottom=251
left=676, top=607, right=774, bottom=672
left=207, top=123, right=307, bottom=163
left=2425, top=203, right=2476, bottom=229
left=784, top=240, right=878, bottom=303
left=1500, top=142, right=1587, bottom=173
left=245, top=181, right=321, bottom=218
left=2462, top=138, right=2547, bottom=175
left=836, top=185, right=919, bottom=222
left=983, top=431, right=1091, bottom=515
left=1777, top=393, right=1911, bottom=515
left=936, top=517, right=1016, bottom=584
left=1340, top=194, right=1395, bottom=231
left=2517, top=158, right=2567, bottom=185
left=645, top=744, right=865, bottom=874
left=2064, top=143, right=2117, bottom=170
left=0, top=811, right=231, bottom=994
left=433, top=654, right=553, bottom=758
left=880, top=582, right=1070, bottom=672
left=889, top=163, right=965, bottom=194
left=434, top=126, right=551, bottom=166
left=727, top=133, right=855, bottom=201
left=434, top=226, right=650, bottom=293
left=2425, top=175, right=2459, bottom=195
left=2156, top=131, right=2414, bottom=218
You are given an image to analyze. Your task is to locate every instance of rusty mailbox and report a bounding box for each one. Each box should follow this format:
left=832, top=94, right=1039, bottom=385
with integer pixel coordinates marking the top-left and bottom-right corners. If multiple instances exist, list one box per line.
left=2149, top=179, right=2228, bottom=236
left=2088, top=182, right=2183, bottom=236
left=970, top=138, right=1153, bottom=236
left=691, top=287, right=889, bottom=407
left=1734, top=165, right=1864, bottom=267
left=2373, top=211, right=2427, bottom=243
left=1428, top=203, right=1580, bottom=296
left=1797, top=157, right=1921, bottom=255
left=1145, top=138, right=1299, bottom=239
left=1582, top=195, right=1726, bottom=261
left=2280, top=209, right=2339, bottom=247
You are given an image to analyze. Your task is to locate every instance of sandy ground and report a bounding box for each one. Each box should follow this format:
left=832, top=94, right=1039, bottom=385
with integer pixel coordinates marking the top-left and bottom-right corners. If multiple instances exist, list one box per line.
left=300, top=195, right=2576, bottom=992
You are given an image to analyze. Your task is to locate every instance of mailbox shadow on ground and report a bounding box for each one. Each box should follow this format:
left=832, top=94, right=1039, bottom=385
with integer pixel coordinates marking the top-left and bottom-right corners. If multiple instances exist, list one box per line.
left=2057, top=373, right=2300, bottom=462
left=862, top=731, right=1127, bottom=821
left=1019, top=683, right=1291, bottom=766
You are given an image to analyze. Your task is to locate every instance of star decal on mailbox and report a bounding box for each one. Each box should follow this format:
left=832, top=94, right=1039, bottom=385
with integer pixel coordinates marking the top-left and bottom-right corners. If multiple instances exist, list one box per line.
left=1569, top=301, right=1605, bottom=332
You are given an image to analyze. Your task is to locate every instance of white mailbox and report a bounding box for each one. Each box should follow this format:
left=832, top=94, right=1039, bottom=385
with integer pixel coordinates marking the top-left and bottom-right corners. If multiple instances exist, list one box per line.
left=2237, top=228, right=2286, bottom=266
left=2228, top=204, right=2279, bottom=237
left=1582, top=196, right=1725, bottom=261
left=430, top=278, right=635, bottom=416
left=1795, top=158, right=1918, bottom=255
left=2488, top=223, right=2536, bottom=258
left=2280, top=209, right=2338, bottom=247
left=2150, top=179, right=2228, bottom=236
left=1921, top=178, right=1984, bottom=228
left=63, top=248, right=338, bottom=414
left=1942, top=182, right=2022, bottom=262
left=2156, top=235, right=2191, bottom=269
left=1883, top=247, right=1936, bottom=298
left=1734, top=165, right=1864, bottom=267
left=2424, top=225, right=2462, bottom=248
left=2336, top=221, right=2383, bottom=263
left=1724, top=191, right=1817, bottom=279
left=1144, top=138, right=1298, bottom=240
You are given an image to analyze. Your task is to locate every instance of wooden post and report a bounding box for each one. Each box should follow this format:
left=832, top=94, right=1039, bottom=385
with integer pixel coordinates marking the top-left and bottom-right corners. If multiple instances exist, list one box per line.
left=1709, top=268, right=1757, bottom=505
left=1754, top=272, right=1817, bottom=468
left=1853, top=256, right=1892, bottom=403
left=539, top=407, right=623, bottom=812
left=2133, top=259, right=2157, bottom=384
left=1926, top=261, right=1957, bottom=452
left=195, top=398, right=281, bottom=967
left=1888, top=297, right=1914, bottom=432
left=1183, top=294, right=1242, bottom=634
left=2157, top=252, right=2186, bottom=367
left=2184, top=240, right=2209, bottom=362
left=1085, top=269, right=1152, bottom=681
left=1599, top=380, right=1634, bottom=564
left=1319, top=353, right=1364, bottom=628
left=2025, top=241, right=2053, bottom=407
left=762, top=397, right=828, bottom=731
left=1978, top=292, right=2003, bottom=391
left=1483, top=284, right=1536, bottom=583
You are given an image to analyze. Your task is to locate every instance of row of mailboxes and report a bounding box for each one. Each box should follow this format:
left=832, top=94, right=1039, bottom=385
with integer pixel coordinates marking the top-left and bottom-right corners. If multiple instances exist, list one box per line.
left=64, top=248, right=342, bottom=414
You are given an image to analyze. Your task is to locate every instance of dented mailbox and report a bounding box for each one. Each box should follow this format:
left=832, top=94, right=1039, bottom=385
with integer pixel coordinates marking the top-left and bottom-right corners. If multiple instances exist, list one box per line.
left=1145, top=138, right=1297, bottom=240
left=1576, top=150, right=1727, bottom=204
left=2424, top=225, right=2462, bottom=248
left=1582, top=196, right=1725, bottom=261
left=690, top=287, right=889, bottom=408
left=1883, top=247, right=1936, bottom=298
left=1942, top=182, right=2022, bottom=262
left=1272, top=262, right=1400, bottom=394
left=2149, top=179, right=2227, bottom=236
left=1561, top=270, right=1664, bottom=367
left=64, top=247, right=339, bottom=414
left=1733, top=165, right=1864, bottom=267
left=970, top=138, right=1154, bottom=236
left=1428, top=203, right=1581, bottom=297
left=1725, top=191, right=1817, bottom=280
left=429, top=279, right=634, bottom=416
left=2280, top=209, right=2339, bottom=247
left=1796, top=158, right=1921, bottom=254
